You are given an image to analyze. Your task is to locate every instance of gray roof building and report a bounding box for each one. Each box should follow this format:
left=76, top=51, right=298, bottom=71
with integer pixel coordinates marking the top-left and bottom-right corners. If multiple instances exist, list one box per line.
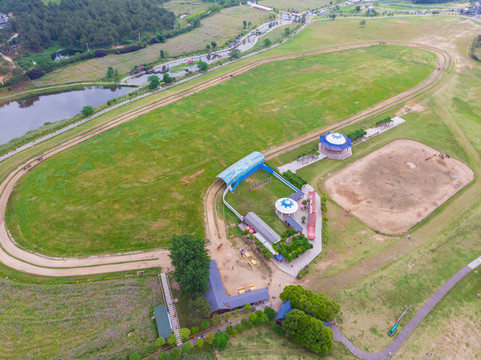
left=244, top=212, right=281, bottom=244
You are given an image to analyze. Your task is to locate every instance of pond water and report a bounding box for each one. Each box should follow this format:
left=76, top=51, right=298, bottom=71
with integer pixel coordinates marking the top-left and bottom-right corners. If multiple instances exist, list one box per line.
left=0, top=86, right=132, bottom=145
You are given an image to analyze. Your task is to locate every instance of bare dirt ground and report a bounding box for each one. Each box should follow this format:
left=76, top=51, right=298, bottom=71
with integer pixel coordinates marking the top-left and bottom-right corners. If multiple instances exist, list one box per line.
left=324, top=139, right=474, bottom=234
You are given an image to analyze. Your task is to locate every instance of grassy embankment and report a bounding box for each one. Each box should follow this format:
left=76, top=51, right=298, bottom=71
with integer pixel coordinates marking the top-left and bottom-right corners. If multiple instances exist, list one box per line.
left=31, top=5, right=270, bottom=87
left=6, top=45, right=437, bottom=256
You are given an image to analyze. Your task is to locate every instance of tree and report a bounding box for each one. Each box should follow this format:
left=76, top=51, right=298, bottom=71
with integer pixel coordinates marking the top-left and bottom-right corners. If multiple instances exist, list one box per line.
left=211, top=41, right=217, bottom=49
left=155, top=337, right=165, bottom=347
left=129, top=352, right=141, bottom=360
left=243, top=303, right=251, bottom=311
left=81, top=106, right=94, bottom=117
left=156, top=32, right=166, bottom=43
left=213, top=331, right=230, bottom=350
left=229, top=48, right=242, bottom=59
left=264, top=307, right=276, bottom=321
left=205, top=333, right=215, bottom=345
left=167, top=334, right=177, bottom=346
left=197, top=338, right=204, bottom=349
left=163, top=73, right=174, bottom=84
left=159, top=49, right=165, bottom=58
left=206, top=44, right=211, bottom=50
left=356, top=5, right=361, bottom=12
left=186, top=296, right=212, bottom=326
left=211, top=314, right=221, bottom=325
left=263, top=38, right=272, bottom=47
left=201, top=319, right=210, bottom=330
left=224, top=312, right=231, bottom=321
left=169, top=235, right=210, bottom=295
left=280, top=285, right=340, bottom=321
left=197, top=61, right=209, bottom=72
left=158, top=352, right=170, bottom=360
left=180, top=328, right=191, bottom=340
left=360, top=19, right=366, bottom=26
left=170, top=347, right=181, bottom=359
left=284, top=27, right=290, bottom=36
left=191, top=326, right=199, bottom=335
left=106, top=66, right=114, bottom=79
left=243, top=20, right=247, bottom=29
left=330, top=14, right=337, bottom=20
left=182, top=340, right=194, bottom=354
left=147, top=75, right=160, bottom=90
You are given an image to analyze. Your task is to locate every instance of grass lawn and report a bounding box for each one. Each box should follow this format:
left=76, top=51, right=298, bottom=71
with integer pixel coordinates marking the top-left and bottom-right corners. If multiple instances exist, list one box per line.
left=224, top=170, right=294, bottom=234
left=32, top=5, right=270, bottom=87
left=0, top=275, right=163, bottom=360
left=6, top=45, right=437, bottom=256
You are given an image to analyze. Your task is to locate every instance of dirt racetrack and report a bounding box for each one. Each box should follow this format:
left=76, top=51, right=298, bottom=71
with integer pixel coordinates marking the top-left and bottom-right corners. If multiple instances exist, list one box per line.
left=324, top=139, right=474, bottom=234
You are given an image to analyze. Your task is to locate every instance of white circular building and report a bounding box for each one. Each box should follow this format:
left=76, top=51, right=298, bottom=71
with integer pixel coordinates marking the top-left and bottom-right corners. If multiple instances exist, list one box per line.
left=319, top=132, right=352, bottom=160
left=275, top=197, right=299, bottom=219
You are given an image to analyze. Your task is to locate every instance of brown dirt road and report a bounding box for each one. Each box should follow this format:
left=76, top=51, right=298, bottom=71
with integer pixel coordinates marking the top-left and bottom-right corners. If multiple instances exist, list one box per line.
left=0, top=41, right=448, bottom=277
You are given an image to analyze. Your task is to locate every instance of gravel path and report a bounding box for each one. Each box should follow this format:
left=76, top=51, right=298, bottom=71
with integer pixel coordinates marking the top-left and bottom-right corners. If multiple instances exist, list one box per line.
left=329, top=257, right=481, bottom=359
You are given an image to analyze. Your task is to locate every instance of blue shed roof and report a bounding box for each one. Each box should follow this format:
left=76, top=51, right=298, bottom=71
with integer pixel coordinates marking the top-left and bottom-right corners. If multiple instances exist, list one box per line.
left=288, top=191, right=304, bottom=201
left=217, top=152, right=265, bottom=186
left=319, top=132, right=352, bottom=150
left=154, top=305, right=172, bottom=338
left=275, top=300, right=292, bottom=321
left=205, top=260, right=270, bottom=312
left=285, top=216, right=303, bottom=233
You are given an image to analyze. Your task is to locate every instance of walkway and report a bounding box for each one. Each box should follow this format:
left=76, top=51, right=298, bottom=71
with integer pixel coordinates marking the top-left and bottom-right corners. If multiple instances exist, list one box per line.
left=160, top=273, right=182, bottom=347
left=329, top=257, right=481, bottom=359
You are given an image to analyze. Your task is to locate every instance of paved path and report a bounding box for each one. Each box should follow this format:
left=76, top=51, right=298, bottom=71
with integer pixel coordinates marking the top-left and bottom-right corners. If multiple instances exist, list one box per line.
left=160, top=273, right=182, bottom=347
left=329, top=257, right=481, bottom=359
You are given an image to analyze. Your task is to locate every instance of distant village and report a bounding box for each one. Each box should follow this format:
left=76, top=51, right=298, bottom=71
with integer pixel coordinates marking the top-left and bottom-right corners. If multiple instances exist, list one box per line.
left=461, top=1, right=481, bottom=15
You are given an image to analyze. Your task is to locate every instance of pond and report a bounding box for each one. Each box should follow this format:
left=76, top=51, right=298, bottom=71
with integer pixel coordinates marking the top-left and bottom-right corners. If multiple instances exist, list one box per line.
left=0, top=86, right=132, bottom=145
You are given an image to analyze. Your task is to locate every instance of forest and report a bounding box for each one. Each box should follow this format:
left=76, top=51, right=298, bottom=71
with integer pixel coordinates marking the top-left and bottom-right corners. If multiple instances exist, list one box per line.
left=0, top=0, right=175, bottom=50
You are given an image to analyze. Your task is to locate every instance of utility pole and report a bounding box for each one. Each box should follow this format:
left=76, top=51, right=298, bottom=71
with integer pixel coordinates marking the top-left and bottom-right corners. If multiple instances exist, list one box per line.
left=138, top=32, right=140, bottom=42
left=86, top=42, right=89, bottom=52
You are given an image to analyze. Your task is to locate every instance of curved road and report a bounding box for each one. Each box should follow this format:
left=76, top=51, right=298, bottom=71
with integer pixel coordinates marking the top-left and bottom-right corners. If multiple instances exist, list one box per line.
left=0, top=42, right=448, bottom=277
left=329, top=257, right=481, bottom=359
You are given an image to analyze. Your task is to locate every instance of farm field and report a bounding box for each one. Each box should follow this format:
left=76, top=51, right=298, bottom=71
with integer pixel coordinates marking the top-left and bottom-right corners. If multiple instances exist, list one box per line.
left=225, top=170, right=294, bottom=234
left=6, top=45, right=437, bottom=256
left=32, top=5, right=270, bottom=87
left=161, top=0, right=209, bottom=15
left=258, top=0, right=338, bottom=11
left=0, top=275, right=163, bottom=360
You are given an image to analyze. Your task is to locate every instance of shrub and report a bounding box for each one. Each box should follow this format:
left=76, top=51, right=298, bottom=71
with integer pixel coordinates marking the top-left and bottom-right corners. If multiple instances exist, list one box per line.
left=180, top=328, right=191, bottom=340
left=129, top=352, right=141, bottom=360
left=211, top=314, right=221, bottom=325
left=205, top=333, right=215, bottom=345
left=26, top=69, right=44, bottom=80
left=234, top=309, right=240, bottom=315
left=255, top=240, right=262, bottom=247
left=265, top=252, right=273, bottom=260
left=224, top=312, right=231, bottom=321
left=246, top=321, right=254, bottom=329
left=158, top=352, right=170, bottom=360
left=243, top=303, right=251, bottom=311
left=155, top=337, right=165, bottom=347
left=213, top=331, right=230, bottom=350
left=261, top=247, right=268, bottom=255
left=226, top=325, right=235, bottom=335
left=167, top=334, right=177, bottom=346
left=235, top=323, right=245, bottom=333
left=270, top=321, right=277, bottom=330
left=282, top=170, right=307, bottom=189
left=201, top=319, right=210, bottom=330
left=170, top=347, right=181, bottom=359
left=347, top=128, right=366, bottom=141
left=94, top=49, right=107, bottom=57
left=241, top=318, right=249, bottom=327
left=197, top=338, right=204, bottom=349
left=182, top=340, right=194, bottom=354
left=249, top=313, right=258, bottom=323
left=191, top=326, right=199, bottom=335
left=81, top=106, right=94, bottom=117
left=264, top=307, right=276, bottom=321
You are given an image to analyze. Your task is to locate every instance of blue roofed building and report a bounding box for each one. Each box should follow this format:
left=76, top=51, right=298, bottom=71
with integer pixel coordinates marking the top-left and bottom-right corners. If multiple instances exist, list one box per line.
left=154, top=305, right=172, bottom=338
left=275, top=300, right=292, bottom=323
left=217, top=151, right=265, bottom=189
left=205, top=260, right=270, bottom=314
left=319, top=132, right=352, bottom=160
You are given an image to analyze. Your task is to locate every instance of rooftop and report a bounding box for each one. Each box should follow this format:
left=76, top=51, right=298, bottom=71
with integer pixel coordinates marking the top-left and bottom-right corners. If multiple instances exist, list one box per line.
left=320, top=132, right=352, bottom=150
left=154, top=305, right=172, bottom=339
left=205, top=260, right=270, bottom=312
left=244, top=212, right=281, bottom=244
left=217, top=152, right=265, bottom=187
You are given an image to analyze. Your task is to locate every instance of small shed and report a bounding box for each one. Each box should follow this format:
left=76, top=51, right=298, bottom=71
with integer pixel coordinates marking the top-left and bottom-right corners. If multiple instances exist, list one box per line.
left=275, top=300, right=292, bottom=323
left=154, top=305, right=172, bottom=339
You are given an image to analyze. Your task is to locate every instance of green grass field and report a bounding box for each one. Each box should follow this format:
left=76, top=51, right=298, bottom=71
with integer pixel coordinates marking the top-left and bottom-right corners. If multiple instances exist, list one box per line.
left=0, top=275, right=163, bottom=360
left=258, top=0, right=340, bottom=11
left=161, top=0, right=210, bottom=16
left=32, top=6, right=270, bottom=87
left=6, top=45, right=437, bottom=256
left=225, top=170, right=293, bottom=234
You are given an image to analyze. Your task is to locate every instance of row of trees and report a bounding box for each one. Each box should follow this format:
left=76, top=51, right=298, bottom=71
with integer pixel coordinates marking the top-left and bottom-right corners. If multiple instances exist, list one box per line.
left=0, top=0, right=175, bottom=50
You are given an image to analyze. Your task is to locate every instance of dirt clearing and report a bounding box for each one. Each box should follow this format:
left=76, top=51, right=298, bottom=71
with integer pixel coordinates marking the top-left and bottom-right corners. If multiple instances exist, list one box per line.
left=324, top=139, right=474, bottom=234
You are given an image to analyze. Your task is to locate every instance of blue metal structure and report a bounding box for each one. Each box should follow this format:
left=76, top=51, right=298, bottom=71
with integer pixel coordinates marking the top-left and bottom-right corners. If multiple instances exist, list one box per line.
left=319, top=132, right=352, bottom=151
left=217, top=152, right=265, bottom=188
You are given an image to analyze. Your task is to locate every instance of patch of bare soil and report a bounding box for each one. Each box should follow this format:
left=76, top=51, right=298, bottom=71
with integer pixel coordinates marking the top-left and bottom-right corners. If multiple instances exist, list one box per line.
left=180, top=169, right=205, bottom=183
left=396, top=100, right=428, bottom=116
left=324, top=139, right=474, bottom=234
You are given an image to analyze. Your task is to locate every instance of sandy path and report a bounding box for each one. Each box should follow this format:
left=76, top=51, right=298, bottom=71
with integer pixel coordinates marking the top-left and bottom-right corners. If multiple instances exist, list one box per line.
left=0, top=42, right=448, bottom=276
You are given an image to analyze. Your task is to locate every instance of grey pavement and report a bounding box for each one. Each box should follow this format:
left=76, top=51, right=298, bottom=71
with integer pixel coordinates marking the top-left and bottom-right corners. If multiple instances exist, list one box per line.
left=330, top=258, right=480, bottom=359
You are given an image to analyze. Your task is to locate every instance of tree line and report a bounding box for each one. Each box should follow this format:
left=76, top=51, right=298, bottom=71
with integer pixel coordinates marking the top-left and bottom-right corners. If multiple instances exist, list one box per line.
left=0, top=0, right=175, bottom=51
